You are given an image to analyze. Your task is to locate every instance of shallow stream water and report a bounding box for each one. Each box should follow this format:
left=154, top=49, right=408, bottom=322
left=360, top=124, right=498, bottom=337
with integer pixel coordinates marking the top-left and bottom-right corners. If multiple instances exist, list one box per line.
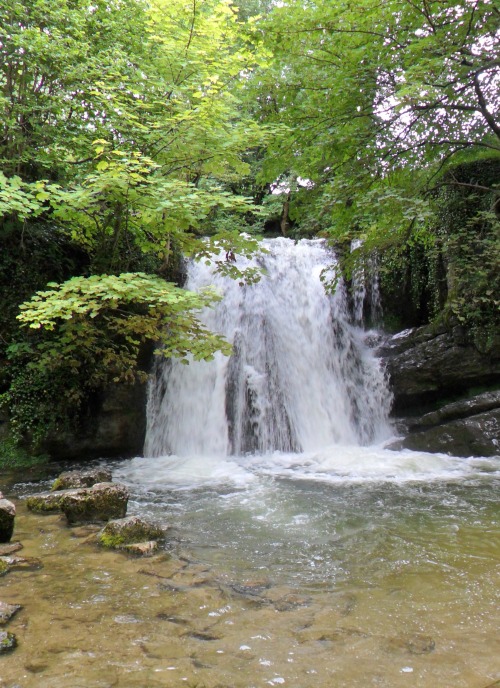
left=2, top=449, right=499, bottom=688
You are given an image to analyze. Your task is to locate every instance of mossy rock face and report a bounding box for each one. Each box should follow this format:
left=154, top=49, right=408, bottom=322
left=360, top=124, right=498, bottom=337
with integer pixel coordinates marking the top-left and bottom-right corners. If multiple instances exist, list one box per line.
left=51, top=468, right=113, bottom=491
left=25, top=491, right=66, bottom=514
left=98, top=516, right=166, bottom=549
left=0, top=499, right=15, bottom=543
left=0, top=559, right=8, bottom=577
left=60, top=482, right=129, bottom=525
left=0, top=630, right=17, bottom=653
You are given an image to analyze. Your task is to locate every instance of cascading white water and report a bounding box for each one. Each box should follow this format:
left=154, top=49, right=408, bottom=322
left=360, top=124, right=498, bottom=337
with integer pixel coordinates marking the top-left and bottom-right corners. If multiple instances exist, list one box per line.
left=145, top=238, right=392, bottom=458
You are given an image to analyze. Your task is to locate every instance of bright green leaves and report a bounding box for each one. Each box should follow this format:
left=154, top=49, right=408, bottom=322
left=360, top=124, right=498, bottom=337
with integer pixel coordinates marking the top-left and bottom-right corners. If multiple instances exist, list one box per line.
left=14, top=270, right=232, bottom=433
left=17, top=271, right=231, bottom=362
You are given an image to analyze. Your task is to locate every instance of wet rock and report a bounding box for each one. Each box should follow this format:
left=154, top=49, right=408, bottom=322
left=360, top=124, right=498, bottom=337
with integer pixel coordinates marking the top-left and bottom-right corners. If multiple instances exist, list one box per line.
left=0, top=497, right=16, bottom=543
left=26, top=482, right=129, bottom=524
left=51, top=468, right=113, bottom=491
left=379, top=325, right=500, bottom=410
left=97, top=515, right=166, bottom=551
left=393, top=407, right=500, bottom=456
left=25, top=490, right=67, bottom=514
left=0, top=555, right=43, bottom=572
left=61, top=482, right=129, bottom=525
left=0, top=630, right=17, bottom=653
left=120, top=541, right=159, bottom=557
left=405, top=391, right=500, bottom=430
left=0, top=541, right=22, bottom=556
left=0, top=601, right=22, bottom=625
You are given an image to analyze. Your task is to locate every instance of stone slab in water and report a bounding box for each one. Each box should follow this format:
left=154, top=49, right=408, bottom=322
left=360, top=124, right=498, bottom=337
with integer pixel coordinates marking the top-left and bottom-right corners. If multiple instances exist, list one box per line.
left=0, top=555, right=43, bottom=572
left=0, top=542, right=22, bottom=556
left=61, top=483, right=129, bottom=525
left=26, top=483, right=129, bottom=524
left=0, top=601, right=22, bottom=625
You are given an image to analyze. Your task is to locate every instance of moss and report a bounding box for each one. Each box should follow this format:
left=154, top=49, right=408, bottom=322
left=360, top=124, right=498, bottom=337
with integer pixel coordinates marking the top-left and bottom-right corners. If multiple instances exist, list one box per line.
left=25, top=492, right=64, bottom=513
left=0, top=437, right=49, bottom=471
left=97, top=516, right=165, bottom=549
left=0, top=631, right=17, bottom=653
left=98, top=532, right=127, bottom=549
left=0, top=559, right=9, bottom=576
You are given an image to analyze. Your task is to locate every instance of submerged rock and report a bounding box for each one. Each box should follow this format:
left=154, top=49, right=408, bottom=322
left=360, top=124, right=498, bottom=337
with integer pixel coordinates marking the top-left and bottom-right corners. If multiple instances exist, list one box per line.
left=0, top=555, right=43, bottom=572
left=120, top=541, right=159, bottom=557
left=0, top=497, right=16, bottom=543
left=0, top=630, right=17, bottom=653
left=385, top=634, right=435, bottom=655
left=26, top=482, right=129, bottom=524
left=0, top=601, right=22, bottom=625
left=97, top=516, right=166, bottom=554
left=0, top=542, right=22, bottom=556
left=51, top=468, right=113, bottom=491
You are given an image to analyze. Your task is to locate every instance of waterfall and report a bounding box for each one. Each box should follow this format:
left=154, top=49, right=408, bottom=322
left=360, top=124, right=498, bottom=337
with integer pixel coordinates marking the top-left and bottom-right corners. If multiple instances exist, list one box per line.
left=145, top=238, right=392, bottom=458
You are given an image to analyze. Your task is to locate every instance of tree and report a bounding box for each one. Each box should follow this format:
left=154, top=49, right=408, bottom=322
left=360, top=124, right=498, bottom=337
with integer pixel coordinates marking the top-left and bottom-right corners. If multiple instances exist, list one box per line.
left=0, top=0, right=272, bottom=446
left=251, top=0, right=499, bottom=250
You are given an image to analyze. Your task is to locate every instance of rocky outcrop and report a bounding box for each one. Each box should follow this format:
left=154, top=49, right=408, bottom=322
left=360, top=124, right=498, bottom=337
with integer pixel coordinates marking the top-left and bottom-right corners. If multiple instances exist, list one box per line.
left=379, top=324, right=500, bottom=411
left=0, top=493, right=15, bottom=543
left=390, top=393, right=500, bottom=456
left=40, top=382, right=148, bottom=461
left=380, top=324, right=500, bottom=456
left=26, top=482, right=129, bottom=524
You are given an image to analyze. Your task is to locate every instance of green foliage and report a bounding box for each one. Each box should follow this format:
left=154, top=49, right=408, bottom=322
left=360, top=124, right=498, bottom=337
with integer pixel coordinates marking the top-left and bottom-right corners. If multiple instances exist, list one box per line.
left=1, top=273, right=232, bottom=446
left=0, top=436, right=49, bottom=470
left=432, top=160, right=500, bottom=348
left=250, top=0, right=499, bottom=256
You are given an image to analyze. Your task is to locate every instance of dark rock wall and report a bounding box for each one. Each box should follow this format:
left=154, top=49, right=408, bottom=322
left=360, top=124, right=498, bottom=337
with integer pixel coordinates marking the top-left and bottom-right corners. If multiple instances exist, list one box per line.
left=40, top=382, right=148, bottom=461
left=380, top=325, right=500, bottom=457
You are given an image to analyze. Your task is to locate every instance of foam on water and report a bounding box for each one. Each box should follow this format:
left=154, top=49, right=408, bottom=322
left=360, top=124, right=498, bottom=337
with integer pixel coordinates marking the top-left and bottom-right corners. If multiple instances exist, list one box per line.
left=116, top=445, right=500, bottom=492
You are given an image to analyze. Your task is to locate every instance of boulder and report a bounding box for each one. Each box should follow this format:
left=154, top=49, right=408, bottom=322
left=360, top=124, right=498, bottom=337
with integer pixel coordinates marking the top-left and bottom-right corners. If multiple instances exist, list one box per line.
left=97, top=516, right=166, bottom=553
left=26, top=482, right=129, bottom=524
left=51, top=468, right=113, bottom=491
left=0, top=497, right=15, bottom=543
left=0, top=602, right=22, bottom=625
left=60, top=483, right=129, bottom=525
